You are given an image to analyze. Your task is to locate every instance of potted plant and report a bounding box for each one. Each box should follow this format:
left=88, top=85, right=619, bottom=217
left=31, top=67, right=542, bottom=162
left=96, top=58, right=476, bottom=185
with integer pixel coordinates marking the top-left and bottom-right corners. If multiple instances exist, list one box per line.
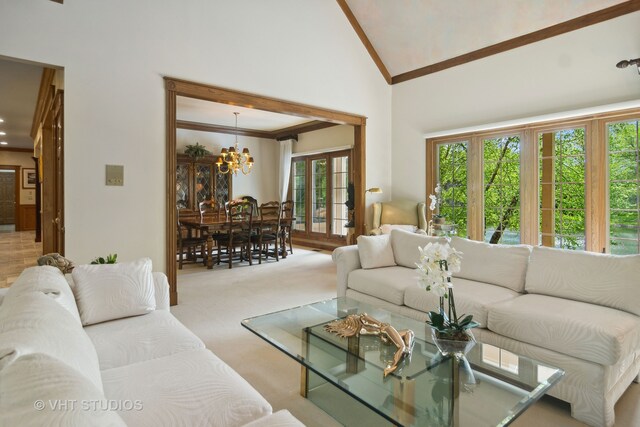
left=416, top=241, right=479, bottom=356
left=90, top=253, right=118, bottom=264
left=184, top=142, right=211, bottom=160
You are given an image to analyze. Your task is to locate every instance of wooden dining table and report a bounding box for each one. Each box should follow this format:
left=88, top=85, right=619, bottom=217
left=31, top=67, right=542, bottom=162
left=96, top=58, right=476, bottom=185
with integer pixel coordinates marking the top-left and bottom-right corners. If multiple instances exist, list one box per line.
left=179, top=216, right=292, bottom=269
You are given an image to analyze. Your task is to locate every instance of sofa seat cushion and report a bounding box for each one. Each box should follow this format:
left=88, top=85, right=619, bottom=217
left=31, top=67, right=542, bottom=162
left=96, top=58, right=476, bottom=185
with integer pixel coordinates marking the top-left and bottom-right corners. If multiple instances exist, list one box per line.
left=348, top=266, right=419, bottom=305
left=0, top=353, right=126, bottom=427
left=243, top=410, right=305, bottom=427
left=0, top=291, right=104, bottom=391
left=488, top=294, right=640, bottom=366
left=404, top=278, right=520, bottom=327
left=450, top=237, right=531, bottom=292
left=525, top=245, right=640, bottom=316
left=102, top=349, right=272, bottom=427
left=85, top=310, right=205, bottom=370
left=5, top=266, right=81, bottom=324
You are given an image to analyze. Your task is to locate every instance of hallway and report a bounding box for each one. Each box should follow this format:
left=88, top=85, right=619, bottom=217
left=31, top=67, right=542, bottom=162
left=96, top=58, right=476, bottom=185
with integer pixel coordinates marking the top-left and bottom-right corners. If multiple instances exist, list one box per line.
left=0, top=230, right=41, bottom=288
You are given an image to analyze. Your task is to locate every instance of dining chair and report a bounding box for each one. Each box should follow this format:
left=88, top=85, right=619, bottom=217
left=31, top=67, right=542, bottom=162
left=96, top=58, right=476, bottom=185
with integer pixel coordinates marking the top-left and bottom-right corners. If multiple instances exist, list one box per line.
left=199, top=200, right=225, bottom=222
left=280, top=200, right=294, bottom=256
left=176, top=215, right=207, bottom=269
left=241, top=196, right=259, bottom=218
left=252, top=201, right=281, bottom=264
left=216, top=200, right=254, bottom=269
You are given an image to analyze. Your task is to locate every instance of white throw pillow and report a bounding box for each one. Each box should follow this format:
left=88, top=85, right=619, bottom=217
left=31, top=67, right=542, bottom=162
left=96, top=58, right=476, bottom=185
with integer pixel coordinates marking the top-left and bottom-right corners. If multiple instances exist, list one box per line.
left=357, top=234, right=396, bottom=269
left=379, top=224, right=418, bottom=235
left=72, top=258, right=156, bottom=326
left=390, top=229, right=441, bottom=268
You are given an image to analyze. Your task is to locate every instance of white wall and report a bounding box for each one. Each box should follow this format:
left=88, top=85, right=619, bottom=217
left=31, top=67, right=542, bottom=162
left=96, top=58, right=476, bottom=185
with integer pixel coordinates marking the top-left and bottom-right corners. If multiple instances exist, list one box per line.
left=0, top=151, right=36, bottom=205
left=0, top=0, right=391, bottom=266
left=293, top=124, right=354, bottom=155
left=392, top=12, right=640, bottom=201
left=176, top=129, right=278, bottom=203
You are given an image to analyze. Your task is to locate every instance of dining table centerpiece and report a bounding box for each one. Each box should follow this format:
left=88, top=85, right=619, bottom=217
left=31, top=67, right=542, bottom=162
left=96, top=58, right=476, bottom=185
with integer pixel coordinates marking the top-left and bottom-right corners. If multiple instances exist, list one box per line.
left=416, top=240, right=479, bottom=356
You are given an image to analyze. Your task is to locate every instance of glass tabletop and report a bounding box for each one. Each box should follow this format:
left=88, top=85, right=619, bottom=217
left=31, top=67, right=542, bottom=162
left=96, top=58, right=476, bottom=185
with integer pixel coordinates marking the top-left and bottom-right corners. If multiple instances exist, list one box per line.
left=242, top=297, right=564, bottom=427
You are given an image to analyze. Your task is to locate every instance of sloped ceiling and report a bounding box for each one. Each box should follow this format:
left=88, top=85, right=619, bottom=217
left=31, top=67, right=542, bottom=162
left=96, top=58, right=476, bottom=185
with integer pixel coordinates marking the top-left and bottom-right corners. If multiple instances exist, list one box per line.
left=341, top=0, right=637, bottom=84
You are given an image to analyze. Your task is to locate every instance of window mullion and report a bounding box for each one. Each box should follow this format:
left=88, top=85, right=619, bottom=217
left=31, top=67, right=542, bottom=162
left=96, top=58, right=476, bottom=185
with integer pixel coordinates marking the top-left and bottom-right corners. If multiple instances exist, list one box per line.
left=467, top=136, right=483, bottom=240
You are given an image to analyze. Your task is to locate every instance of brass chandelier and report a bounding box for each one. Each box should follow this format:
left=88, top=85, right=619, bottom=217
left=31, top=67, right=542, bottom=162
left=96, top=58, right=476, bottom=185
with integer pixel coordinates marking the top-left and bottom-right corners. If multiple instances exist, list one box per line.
left=216, top=112, right=254, bottom=175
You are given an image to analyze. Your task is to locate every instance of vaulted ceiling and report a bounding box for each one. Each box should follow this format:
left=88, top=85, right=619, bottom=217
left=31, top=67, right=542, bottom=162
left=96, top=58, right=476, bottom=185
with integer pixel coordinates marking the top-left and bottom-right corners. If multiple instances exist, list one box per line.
left=340, top=0, right=639, bottom=84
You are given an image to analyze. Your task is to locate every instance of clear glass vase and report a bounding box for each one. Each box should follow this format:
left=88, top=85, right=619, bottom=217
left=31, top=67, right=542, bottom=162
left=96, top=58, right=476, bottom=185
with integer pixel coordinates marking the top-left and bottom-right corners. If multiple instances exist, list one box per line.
left=430, top=328, right=476, bottom=357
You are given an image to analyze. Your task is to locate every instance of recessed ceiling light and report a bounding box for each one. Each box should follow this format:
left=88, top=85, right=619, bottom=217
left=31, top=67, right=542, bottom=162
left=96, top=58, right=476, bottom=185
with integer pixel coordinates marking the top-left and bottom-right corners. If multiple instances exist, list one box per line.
left=0, top=132, right=5, bottom=136
left=0, top=142, right=8, bottom=145
left=0, top=118, right=4, bottom=122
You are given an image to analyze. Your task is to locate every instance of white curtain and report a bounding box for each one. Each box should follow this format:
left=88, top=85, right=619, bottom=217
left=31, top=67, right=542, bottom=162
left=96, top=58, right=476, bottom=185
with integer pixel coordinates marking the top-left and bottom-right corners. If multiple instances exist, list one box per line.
left=278, top=139, right=293, bottom=202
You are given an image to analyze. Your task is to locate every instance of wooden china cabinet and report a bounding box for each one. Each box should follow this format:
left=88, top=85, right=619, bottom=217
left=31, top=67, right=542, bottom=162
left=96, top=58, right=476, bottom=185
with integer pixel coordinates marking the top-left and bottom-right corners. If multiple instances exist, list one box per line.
left=176, top=154, right=232, bottom=219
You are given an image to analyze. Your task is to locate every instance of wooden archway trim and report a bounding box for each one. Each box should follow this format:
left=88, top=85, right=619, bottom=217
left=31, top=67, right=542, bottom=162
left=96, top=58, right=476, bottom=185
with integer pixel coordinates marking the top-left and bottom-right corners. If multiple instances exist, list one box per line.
left=165, top=77, right=367, bottom=305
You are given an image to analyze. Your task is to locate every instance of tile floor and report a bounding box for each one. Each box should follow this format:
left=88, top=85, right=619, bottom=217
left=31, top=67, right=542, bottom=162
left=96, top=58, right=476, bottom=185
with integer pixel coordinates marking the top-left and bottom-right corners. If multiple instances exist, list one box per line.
left=0, top=230, right=42, bottom=288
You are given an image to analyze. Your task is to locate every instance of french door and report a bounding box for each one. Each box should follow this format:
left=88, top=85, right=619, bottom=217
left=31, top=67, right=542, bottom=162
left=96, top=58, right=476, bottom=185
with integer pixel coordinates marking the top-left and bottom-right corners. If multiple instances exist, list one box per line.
left=290, top=150, right=351, bottom=244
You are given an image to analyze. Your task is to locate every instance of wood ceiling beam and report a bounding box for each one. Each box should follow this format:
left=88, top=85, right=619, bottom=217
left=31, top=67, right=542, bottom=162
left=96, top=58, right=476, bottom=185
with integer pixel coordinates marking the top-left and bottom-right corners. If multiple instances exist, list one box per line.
left=177, top=119, right=341, bottom=140
left=0, top=147, right=33, bottom=153
left=272, top=120, right=339, bottom=140
left=176, top=120, right=274, bottom=139
left=336, top=0, right=392, bottom=85
left=392, top=0, right=640, bottom=84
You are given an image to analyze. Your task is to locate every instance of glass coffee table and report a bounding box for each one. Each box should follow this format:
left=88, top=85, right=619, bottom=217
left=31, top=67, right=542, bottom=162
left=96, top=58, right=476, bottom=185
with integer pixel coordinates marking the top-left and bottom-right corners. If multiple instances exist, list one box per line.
left=242, top=297, right=563, bottom=427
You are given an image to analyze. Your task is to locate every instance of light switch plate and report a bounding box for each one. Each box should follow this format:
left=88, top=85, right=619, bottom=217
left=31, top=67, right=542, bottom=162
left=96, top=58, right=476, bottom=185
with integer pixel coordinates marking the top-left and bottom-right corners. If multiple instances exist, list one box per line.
left=106, top=165, right=124, bottom=186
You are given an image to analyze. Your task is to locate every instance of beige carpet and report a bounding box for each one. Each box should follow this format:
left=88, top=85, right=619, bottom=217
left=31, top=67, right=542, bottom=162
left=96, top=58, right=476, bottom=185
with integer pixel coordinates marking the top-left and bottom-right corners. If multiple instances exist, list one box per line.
left=172, top=248, right=639, bottom=427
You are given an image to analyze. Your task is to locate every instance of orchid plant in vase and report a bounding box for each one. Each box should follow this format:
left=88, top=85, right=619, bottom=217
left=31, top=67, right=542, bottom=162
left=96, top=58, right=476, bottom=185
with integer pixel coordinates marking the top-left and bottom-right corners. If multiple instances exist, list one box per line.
left=416, top=241, right=479, bottom=345
left=428, top=183, right=444, bottom=222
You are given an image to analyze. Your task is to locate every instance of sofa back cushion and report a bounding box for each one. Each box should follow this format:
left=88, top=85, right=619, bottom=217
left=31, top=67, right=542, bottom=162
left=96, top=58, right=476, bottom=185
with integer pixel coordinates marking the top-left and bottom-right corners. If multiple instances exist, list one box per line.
left=525, top=246, right=640, bottom=316
left=5, top=266, right=81, bottom=324
left=449, top=237, right=531, bottom=292
left=0, top=291, right=104, bottom=391
left=72, top=258, right=156, bottom=326
left=0, top=353, right=126, bottom=427
left=357, top=234, right=396, bottom=269
left=390, top=229, right=440, bottom=268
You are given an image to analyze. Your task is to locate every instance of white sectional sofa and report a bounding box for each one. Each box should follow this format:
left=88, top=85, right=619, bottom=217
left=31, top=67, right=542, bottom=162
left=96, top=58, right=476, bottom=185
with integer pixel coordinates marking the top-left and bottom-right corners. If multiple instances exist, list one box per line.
left=332, top=229, right=640, bottom=427
left=0, top=264, right=303, bottom=427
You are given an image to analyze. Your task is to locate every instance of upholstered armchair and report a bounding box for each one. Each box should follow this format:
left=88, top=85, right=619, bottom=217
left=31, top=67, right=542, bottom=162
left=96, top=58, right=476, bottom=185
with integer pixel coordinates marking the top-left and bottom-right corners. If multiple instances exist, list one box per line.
left=370, top=199, right=428, bottom=235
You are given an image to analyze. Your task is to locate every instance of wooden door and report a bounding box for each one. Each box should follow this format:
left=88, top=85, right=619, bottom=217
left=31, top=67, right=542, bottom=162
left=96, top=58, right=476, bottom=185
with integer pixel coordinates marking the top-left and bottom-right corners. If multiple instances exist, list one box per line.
left=54, top=91, right=64, bottom=251
left=0, top=171, right=16, bottom=225
left=42, top=90, right=64, bottom=254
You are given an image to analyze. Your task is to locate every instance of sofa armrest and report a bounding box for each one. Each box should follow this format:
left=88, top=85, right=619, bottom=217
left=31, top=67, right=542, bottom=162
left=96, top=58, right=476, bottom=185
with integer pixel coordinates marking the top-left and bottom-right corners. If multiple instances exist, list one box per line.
left=332, top=245, right=361, bottom=298
left=152, top=272, right=170, bottom=311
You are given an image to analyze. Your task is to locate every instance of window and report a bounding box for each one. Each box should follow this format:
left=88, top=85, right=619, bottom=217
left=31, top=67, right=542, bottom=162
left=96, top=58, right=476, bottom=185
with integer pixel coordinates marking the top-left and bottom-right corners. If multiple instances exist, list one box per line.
left=608, top=120, right=640, bottom=254
left=482, top=344, right=519, bottom=375
left=331, top=156, right=350, bottom=237
left=311, top=159, right=327, bottom=233
left=539, top=128, right=586, bottom=250
left=437, top=142, right=468, bottom=238
left=289, top=150, right=352, bottom=242
left=484, top=135, right=521, bottom=244
left=292, top=160, right=306, bottom=232
left=427, top=107, right=640, bottom=253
